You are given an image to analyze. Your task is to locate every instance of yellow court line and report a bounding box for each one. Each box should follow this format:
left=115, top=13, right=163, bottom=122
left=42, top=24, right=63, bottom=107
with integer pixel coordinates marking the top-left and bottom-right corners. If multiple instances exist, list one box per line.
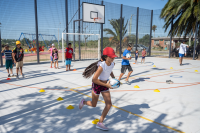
left=72, top=85, right=91, bottom=90
left=70, top=88, right=184, bottom=133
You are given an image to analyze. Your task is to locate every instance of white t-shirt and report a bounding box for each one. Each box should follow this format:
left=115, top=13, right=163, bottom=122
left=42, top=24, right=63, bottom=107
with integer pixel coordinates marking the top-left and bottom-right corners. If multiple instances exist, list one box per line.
left=97, top=61, right=114, bottom=81
left=179, top=43, right=188, bottom=54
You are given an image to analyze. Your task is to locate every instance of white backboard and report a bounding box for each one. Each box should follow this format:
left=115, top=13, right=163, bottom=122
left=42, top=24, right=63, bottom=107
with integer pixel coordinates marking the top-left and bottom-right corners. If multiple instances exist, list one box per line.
left=82, top=2, right=105, bottom=24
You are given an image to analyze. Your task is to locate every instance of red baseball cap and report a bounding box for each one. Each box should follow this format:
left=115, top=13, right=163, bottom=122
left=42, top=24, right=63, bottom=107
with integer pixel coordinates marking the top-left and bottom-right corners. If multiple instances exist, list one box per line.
left=103, top=47, right=118, bottom=58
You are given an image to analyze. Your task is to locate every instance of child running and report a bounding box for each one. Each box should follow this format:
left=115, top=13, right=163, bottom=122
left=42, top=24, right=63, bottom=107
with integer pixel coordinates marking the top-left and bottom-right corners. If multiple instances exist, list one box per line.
left=65, top=43, right=73, bottom=71
left=141, top=48, right=146, bottom=64
left=135, top=50, right=139, bottom=64
left=118, top=44, right=133, bottom=85
left=52, top=48, right=59, bottom=69
left=1, top=45, right=14, bottom=77
left=12, top=41, right=24, bottom=79
left=79, top=47, right=117, bottom=131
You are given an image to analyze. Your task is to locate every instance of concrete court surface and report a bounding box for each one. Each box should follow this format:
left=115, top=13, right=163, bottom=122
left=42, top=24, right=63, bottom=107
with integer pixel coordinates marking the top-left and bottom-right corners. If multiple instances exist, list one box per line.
left=0, top=57, right=200, bottom=133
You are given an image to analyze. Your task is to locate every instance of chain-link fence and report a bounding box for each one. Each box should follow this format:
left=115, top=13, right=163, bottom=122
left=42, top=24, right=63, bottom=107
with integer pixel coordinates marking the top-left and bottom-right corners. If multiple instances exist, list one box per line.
left=0, top=0, right=172, bottom=65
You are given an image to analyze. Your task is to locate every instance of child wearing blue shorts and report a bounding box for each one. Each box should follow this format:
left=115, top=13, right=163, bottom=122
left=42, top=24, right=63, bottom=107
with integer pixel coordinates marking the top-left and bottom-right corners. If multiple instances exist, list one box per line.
left=65, top=43, right=73, bottom=71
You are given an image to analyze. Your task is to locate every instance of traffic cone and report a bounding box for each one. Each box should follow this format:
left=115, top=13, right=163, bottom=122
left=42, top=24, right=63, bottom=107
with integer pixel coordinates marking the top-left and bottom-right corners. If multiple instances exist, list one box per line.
left=66, top=105, right=74, bottom=110
left=92, top=119, right=99, bottom=124
left=39, top=89, right=45, bottom=92
left=134, top=85, right=140, bottom=88
left=57, top=97, right=64, bottom=101
left=154, top=89, right=160, bottom=92
left=6, top=78, right=11, bottom=80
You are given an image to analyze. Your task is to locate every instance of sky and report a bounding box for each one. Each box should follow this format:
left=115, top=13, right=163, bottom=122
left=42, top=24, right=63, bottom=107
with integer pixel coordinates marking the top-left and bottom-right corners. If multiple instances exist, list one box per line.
left=103, top=0, right=168, bottom=10
left=0, top=0, right=169, bottom=42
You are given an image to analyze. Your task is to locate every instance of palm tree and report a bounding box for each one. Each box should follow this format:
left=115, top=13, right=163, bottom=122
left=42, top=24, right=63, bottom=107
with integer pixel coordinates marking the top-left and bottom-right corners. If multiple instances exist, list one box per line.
left=103, top=18, right=128, bottom=53
left=160, top=0, right=200, bottom=40
left=152, top=25, right=157, bottom=38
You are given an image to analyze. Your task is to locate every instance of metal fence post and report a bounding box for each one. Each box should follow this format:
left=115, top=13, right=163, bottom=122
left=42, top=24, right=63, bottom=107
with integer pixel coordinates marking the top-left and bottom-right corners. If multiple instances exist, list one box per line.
left=0, top=26, right=3, bottom=67
left=101, top=1, right=103, bottom=56
left=119, top=4, right=123, bottom=58
left=78, top=0, right=81, bottom=60
left=65, top=0, right=68, bottom=47
left=149, top=10, right=153, bottom=56
left=193, top=20, right=198, bottom=60
left=136, top=7, right=139, bottom=50
left=34, top=0, right=39, bottom=64
left=169, top=15, right=174, bottom=58
left=73, top=21, right=75, bottom=60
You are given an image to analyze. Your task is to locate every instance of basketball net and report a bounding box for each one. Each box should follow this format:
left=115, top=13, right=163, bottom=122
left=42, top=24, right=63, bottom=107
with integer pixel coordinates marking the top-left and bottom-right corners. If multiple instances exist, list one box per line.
left=93, top=17, right=102, bottom=23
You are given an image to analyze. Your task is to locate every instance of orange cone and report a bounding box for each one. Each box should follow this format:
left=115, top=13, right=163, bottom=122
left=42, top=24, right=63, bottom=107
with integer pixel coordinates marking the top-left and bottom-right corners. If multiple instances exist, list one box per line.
left=6, top=78, right=11, bottom=80
left=133, top=63, right=135, bottom=64
left=73, top=69, right=76, bottom=71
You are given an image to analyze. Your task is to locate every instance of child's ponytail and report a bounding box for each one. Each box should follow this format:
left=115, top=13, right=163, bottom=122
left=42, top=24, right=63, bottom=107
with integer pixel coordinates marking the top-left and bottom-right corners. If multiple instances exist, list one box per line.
left=82, top=55, right=107, bottom=78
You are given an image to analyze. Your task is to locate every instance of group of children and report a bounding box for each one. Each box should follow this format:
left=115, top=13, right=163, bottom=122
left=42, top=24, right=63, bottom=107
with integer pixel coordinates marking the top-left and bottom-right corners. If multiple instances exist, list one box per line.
left=1, top=41, right=146, bottom=131
left=49, top=43, right=73, bottom=71
left=1, top=41, right=24, bottom=79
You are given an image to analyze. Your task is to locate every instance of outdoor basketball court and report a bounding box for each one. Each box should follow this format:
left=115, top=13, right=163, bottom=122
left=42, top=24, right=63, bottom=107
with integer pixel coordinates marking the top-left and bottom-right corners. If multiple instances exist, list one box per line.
left=0, top=57, right=200, bottom=133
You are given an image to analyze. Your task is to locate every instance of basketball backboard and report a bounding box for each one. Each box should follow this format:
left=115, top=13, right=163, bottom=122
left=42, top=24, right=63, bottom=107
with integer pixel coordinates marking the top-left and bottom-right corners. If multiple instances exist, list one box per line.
left=82, top=2, right=105, bottom=24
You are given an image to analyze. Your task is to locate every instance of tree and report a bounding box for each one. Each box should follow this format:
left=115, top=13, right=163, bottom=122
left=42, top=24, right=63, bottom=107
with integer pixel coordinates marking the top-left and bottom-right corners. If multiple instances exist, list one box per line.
left=123, top=34, right=136, bottom=46
left=160, top=0, right=200, bottom=41
left=139, top=34, right=150, bottom=46
left=152, top=25, right=157, bottom=38
left=21, top=38, right=31, bottom=46
left=103, top=17, right=128, bottom=53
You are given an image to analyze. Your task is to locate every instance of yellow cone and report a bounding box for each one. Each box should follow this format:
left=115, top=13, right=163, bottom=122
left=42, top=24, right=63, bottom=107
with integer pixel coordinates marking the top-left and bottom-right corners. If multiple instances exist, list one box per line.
left=57, top=97, right=64, bottom=101
left=92, top=119, right=99, bottom=124
left=195, top=70, right=198, bottom=72
left=153, top=65, right=156, bottom=67
left=39, top=89, right=45, bottom=92
left=154, top=89, right=160, bottom=92
left=66, top=105, right=74, bottom=110
left=170, top=67, right=173, bottom=69
left=134, top=85, right=140, bottom=88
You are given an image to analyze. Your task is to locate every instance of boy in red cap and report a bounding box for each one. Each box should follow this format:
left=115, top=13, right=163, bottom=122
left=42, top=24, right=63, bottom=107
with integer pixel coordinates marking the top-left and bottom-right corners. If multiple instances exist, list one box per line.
left=79, top=47, right=117, bottom=131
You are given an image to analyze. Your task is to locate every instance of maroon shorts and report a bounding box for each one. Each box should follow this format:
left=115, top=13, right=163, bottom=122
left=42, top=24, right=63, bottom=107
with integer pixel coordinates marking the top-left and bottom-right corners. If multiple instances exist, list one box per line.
left=92, top=83, right=109, bottom=95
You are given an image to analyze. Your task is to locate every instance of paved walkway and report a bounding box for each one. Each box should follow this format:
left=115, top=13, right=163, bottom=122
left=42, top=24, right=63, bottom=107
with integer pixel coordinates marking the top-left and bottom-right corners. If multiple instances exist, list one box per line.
left=0, top=57, right=200, bottom=133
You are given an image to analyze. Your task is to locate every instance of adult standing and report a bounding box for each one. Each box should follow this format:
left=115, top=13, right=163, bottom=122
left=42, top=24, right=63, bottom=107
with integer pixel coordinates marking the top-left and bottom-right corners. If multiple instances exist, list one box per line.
left=48, top=44, right=57, bottom=68
left=179, top=40, right=189, bottom=66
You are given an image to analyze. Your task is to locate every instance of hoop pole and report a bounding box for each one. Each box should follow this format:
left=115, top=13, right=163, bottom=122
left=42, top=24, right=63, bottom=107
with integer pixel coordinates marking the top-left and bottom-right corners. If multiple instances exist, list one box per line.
left=62, top=33, right=64, bottom=66
left=98, top=34, right=100, bottom=60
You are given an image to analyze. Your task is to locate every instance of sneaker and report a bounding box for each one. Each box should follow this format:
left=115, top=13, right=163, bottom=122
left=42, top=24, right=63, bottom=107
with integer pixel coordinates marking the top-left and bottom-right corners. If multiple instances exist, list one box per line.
left=11, top=74, right=15, bottom=77
left=78, top=98, right=85, bottom=110
left=50, top=66, right=52, bottom=68
left=126, top=80, right=131, bottom=85
left=8, top=74, right=10, bottom=77
left=16, top=75, right=19, bottom=79
left=21, top=74, right=25, bottom=78
left=96, top=122, right=109, bottom=131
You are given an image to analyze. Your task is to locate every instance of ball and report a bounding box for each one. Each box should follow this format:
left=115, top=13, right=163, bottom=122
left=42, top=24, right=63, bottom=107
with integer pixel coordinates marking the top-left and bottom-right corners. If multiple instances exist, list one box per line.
left=126, top=53, right=131, bottom=58
left=109, top=78, right=120, bottom=89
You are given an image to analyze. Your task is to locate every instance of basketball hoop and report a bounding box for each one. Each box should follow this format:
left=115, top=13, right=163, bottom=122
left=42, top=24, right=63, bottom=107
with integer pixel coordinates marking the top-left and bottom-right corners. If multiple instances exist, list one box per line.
left=94, top=17, right=102, bottom=23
